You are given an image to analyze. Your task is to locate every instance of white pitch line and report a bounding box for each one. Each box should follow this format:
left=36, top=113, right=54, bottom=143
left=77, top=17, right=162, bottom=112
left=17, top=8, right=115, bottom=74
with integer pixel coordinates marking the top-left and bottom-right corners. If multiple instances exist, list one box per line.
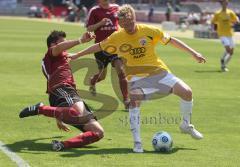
left=0, top=141, right=31, bottom=167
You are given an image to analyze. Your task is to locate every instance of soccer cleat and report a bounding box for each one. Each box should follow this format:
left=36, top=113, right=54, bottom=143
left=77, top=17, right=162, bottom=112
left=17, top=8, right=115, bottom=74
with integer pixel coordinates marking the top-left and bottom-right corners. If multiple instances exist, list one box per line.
left=221, top=59, right=229, bottom=72
left=221, top=67, right=229, bottom=72
left=89, top=85, right=96, bottom=96
left=52, top=140, right=64, bottom=151
left=180, top=122, right=203, bottom=140
left=133, top=142, right=144, bottom=153
left=19, top=102, right=43, bottom=118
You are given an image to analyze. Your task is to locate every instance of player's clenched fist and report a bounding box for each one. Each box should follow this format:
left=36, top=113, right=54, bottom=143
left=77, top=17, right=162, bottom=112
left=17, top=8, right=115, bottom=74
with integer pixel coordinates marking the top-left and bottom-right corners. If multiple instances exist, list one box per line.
left=79, top=32, right=95, bottom=43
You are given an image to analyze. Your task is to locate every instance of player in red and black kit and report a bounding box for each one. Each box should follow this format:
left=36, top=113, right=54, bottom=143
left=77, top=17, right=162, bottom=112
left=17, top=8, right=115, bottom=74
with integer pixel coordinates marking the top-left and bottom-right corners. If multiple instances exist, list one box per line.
left=19, top=30, right=104, bottom=151
left=86, top=0, right=129, bottom=108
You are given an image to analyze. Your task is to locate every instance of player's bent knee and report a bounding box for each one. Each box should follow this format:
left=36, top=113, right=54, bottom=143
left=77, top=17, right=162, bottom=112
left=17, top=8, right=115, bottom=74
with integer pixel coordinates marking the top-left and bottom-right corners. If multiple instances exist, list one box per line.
left=225, top=46, right=231, bottom=52
left=95, top=128, right=104, bottom=139
left=129, top=98, right=141, bottom=108
left=129, top=89, right=143, bottom=107
left=89, top=126, right=104, bottom=139
left=94, top=122, right=104, bottom=138
left=129, top=95, right=140, bottom=104
left=129, top=100, right=137, bottom=108
left=130, top=89, right=143, bottom=98
left=183, top=88, right=192, bottom=101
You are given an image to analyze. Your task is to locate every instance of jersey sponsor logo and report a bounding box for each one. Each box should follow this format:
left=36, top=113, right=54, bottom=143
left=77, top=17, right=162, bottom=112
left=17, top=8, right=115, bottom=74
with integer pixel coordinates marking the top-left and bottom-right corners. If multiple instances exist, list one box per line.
left=129, top=47, right=146, bottom=55
left=129, top=47, right=146, bottom=59
left=222, top=16, right=230, bottom=22
left=100, top=26, right=117, bottom=31
left=119, top=43, right=132, bottom=53
left=105, top=18, right=113, bottom=26
left=100, top=19, right=117, bottom=31
left=104, top=45, right=117, bottom=54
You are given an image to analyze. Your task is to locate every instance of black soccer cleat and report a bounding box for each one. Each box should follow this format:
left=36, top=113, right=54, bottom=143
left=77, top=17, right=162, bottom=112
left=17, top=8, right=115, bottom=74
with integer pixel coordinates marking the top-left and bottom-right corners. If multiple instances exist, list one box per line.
left=52, top=140, right=65, bottom=151
left=19, top=102, right=43, bottom=118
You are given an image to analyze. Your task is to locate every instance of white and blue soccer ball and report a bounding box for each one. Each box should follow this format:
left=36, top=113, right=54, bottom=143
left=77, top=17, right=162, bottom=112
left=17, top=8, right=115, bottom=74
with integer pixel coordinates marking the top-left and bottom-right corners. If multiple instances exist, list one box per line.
left=152, top=131, right=173, bottom=152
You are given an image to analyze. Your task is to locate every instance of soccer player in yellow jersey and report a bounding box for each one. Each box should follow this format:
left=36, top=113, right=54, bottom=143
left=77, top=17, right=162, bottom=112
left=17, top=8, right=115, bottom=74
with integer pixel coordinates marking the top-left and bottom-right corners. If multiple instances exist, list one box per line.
left=71, top=4, right=206, bottom=153
left=212, top=0, right=239, bottom=72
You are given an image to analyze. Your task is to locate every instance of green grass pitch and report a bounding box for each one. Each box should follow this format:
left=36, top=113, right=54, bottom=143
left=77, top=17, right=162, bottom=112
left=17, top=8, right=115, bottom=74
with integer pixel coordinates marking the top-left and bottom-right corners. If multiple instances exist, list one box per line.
left=0, top=17, right=240, bottom=167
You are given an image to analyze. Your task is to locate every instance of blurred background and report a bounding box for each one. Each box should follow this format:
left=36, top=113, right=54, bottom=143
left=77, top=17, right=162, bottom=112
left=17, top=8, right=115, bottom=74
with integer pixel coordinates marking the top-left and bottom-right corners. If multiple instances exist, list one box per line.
left=0, top=0, right=240, bottom=38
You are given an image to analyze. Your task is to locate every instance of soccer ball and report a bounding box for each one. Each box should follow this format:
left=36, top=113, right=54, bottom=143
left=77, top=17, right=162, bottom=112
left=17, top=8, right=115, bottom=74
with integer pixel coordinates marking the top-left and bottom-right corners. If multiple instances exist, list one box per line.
left=152, top=131, right=173, bottom=152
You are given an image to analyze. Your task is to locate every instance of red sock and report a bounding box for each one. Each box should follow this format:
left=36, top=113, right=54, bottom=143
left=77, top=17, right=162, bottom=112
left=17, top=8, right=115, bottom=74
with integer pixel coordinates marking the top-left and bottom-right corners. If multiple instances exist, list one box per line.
left=38, top=106, right=84, bottom=125
left=118, top=73, right=128, bottom=100
left=63, top=131, right=101, bottom=148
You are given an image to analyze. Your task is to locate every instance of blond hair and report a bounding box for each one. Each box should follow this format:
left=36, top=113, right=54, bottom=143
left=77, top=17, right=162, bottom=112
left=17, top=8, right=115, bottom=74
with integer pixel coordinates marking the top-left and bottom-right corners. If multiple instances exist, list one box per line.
left=118, top=4, right=136, bottom=19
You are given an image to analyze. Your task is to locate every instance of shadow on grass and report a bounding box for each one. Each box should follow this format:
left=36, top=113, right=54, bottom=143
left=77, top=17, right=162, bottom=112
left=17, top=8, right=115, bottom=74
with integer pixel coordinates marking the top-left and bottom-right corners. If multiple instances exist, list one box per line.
left=60, top=146, right=197, bottom=157
left=144, top=147, right=197, bottom=154
left=60, top=148, right=132, bottom=157
left=195, top=70, right=221, bottom=73
left=4, top=137, right=196, bottom=156
left=4, top=136, right=64, bottom=154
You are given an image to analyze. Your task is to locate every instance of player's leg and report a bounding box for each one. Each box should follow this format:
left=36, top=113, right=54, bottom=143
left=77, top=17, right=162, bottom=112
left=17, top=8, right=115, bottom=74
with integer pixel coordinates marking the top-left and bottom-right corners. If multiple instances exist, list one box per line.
left=129, top=88, right=144, bottom=153
left=55, top=102, right=104, bottom=151
left=112, top=57, right=129, bottom=109
left=221, top=46, right=231, bottom=71
left=225, top=47, right=234, bottom=65
left=19, top=86, right=89, bottom=121
left=89, top=68, right=107, bottom=95
left=19, top=86, right=103, bottom=151
left=223, top=37, right=235, bottom=69
left=172, top=80, right=203, bottom=139
left=220, top=37, right=234, bottom=72
left=19, top=102, right=78, bottom=119
left=19, top=102, right=44, bottom=118
left=48, top=88, right=104, bottom=151
left=89, top=51, right=108, bottom=95
left=128, top=74, right=167, bottom=153
left=19, top=103, right=94, bottom=126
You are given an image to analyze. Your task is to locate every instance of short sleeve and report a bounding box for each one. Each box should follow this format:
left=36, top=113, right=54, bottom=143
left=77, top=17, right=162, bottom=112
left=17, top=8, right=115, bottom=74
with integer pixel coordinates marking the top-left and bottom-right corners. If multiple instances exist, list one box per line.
left=149, top=26, right=171, bottom=45
left=230, top=11, right=239, bottom=23
left=86, top=8, right=96, bottom=27
left=158, top=31, right=171, bottom=45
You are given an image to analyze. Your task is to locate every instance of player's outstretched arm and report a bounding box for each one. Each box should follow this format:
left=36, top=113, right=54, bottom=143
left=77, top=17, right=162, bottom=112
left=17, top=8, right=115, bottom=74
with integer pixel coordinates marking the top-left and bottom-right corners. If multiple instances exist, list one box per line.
left=169, top=37, right=206, bottom=63
left=70, top=43, right=102, bottom=60
left=52, top=32, right=95, bottom=57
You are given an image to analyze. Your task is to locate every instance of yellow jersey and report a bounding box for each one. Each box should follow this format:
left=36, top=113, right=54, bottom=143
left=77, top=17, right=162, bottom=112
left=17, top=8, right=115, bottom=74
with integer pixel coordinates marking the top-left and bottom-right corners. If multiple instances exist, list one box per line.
left=100, top=24, right=171, bottom=78
left=212, top=9, right=238, bottom=37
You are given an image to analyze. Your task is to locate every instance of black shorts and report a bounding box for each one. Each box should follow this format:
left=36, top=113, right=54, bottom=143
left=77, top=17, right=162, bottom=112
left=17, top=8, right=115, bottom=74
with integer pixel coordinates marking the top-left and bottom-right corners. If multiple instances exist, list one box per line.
left=49, top=85, right=95, bottom=132
left=94, top=51, right=121, bottom=69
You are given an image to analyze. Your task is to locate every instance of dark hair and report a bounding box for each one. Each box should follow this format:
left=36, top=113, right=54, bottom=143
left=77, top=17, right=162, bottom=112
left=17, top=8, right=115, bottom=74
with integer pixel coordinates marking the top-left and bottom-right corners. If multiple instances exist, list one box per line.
left=47, top=30, right=66, bottom=47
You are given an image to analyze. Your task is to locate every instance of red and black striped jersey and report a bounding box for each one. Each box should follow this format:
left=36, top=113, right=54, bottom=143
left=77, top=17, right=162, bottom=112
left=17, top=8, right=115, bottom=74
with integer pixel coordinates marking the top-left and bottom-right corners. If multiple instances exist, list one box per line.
left=42, top=48, right=76, bottom=93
